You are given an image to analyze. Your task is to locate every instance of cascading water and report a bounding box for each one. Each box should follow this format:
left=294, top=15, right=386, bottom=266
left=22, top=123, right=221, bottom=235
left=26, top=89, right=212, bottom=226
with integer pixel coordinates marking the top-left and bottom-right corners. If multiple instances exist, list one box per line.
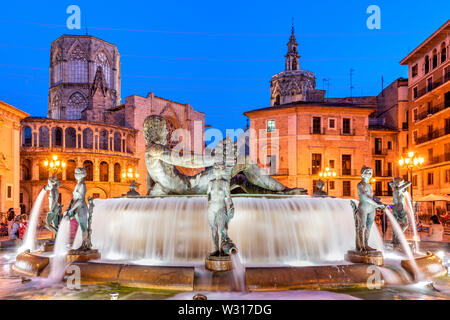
left=18, top=189, right=46, bottom=253
left=231, top=254, right=245, bottom=292
left=91, top=196, right=384, bottom=265
left=48, top=217, right=71, bottom=281
left=383, top=207, right=422, bottom=280
left=403, top=191, right=420, bottom=252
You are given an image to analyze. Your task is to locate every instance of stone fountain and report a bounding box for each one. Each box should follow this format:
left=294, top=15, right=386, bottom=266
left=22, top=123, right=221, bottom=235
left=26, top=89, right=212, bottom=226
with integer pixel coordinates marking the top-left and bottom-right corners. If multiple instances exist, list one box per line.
left=12, top=115, right=447, bottom=292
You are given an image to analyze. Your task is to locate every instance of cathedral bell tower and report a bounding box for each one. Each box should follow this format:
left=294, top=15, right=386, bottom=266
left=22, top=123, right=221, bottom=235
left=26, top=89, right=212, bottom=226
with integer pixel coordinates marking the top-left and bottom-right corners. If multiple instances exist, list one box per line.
left=269, top=23, right=325, bottom=106
left=285, top=25, right=300, bottom=72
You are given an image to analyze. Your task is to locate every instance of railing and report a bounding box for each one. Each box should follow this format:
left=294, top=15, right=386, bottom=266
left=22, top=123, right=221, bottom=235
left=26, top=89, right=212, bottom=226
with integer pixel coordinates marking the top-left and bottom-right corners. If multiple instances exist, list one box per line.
left=310, top=127, right=325, bottom=135
left=415, top=127, right=450, bottom=144
left=416, top=102, right=450, bottom=122
left=340, top=128, right=356, bottom=136
left=341, top=169, right=357, bottom=176
left=415, top=71, right=450, bottom=100
left=374, top=190, right=393, bottom=197
left=427, top=153, right=450, bottom=165
left=372, top=148, right=388, bottom=155
left=373, top=170, right=394, bottom=177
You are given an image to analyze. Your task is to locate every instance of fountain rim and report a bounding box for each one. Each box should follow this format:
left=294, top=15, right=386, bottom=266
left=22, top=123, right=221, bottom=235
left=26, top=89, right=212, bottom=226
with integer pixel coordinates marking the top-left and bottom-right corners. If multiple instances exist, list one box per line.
left=111, top=194, right=355, bottom=200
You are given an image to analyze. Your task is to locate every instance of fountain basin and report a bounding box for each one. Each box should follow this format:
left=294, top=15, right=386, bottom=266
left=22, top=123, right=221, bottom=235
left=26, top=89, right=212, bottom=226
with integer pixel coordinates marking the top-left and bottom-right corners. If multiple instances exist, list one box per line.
left=12, top=251, right=49, bottom=277
left=401, top=252, right=447, bottom=280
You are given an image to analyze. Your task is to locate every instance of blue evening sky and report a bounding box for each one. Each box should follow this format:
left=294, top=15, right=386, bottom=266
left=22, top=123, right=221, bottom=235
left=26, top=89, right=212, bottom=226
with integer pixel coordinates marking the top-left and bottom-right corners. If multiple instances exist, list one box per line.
left=0, top=0, right=449, bottom=133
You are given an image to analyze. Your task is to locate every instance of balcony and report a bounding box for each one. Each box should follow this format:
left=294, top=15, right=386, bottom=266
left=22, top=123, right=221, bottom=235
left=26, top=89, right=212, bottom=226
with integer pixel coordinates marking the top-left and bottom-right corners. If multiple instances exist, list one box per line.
left=427, top=153, right=450, bottom=165
left=341, top=169, right=357, bottom=176
left=373, top=170, right=394, bottom=177
left=372, top=148, right=388, bottom=155
left=310, top=127, right=325, bottom=135
left=340, top=129, right=356, bottom=136
left=415, top=102, right=450, bottom=122
left=415, top=127, right=450, bottom=145
left=414, top=70, right=450, bottom=101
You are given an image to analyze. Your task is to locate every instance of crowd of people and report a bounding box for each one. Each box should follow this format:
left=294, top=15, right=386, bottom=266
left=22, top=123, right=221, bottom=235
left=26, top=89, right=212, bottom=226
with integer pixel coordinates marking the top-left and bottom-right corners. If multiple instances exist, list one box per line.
left=0, top=208, right=29, bottom=242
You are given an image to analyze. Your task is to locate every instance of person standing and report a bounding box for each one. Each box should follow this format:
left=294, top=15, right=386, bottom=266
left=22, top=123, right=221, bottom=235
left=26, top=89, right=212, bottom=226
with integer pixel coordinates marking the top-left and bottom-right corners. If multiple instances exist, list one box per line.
left=9, top=216, right=20, bottom=241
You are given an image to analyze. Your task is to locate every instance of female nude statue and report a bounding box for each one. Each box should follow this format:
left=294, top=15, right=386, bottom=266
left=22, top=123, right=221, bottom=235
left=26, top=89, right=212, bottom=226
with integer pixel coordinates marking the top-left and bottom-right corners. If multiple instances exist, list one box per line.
left=64, top=167, right=89, bottom=251
left=43, top=176, right=62, bottom=236
left=351, top=166, right=386, bottom=253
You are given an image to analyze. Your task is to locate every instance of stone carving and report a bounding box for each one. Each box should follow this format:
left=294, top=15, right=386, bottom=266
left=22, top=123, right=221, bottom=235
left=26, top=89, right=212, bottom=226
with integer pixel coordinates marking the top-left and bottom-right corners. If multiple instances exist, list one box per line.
left=313, top=179, right=327, bottom=196
left=389, top=178, right=412, bottom=246
left=351, top=166, right=386, bottom=253
left=143, top=115, right=306, bottom=196
left=43, top=176, right=63, bottom=237
left=207, top=141, right=237, bottom=256
left=64, top=167, right=91, bottom=252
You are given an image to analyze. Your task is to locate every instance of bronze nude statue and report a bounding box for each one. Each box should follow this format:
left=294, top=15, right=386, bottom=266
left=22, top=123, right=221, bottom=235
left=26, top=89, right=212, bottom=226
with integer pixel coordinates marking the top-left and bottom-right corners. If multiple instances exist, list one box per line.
left=389, top=177, right=412, bottom=246
left=143, top=115, right=307, bottom=196
left=43, top=176, right=63, bottom=237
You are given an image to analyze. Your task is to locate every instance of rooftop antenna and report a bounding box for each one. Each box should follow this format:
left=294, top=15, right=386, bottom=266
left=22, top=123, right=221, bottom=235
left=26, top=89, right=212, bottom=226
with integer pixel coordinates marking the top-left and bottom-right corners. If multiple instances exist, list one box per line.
left=84, top=12, right=88, bottom=35
left=291, top=17, right=294, bottom=33
left=349, top=68, right=355, bottom=100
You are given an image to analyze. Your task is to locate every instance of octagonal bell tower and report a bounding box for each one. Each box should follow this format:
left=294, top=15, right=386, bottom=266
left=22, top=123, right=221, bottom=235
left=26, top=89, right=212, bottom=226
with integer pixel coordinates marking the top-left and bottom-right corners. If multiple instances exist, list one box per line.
left=48, top=35, right=121, bottom=122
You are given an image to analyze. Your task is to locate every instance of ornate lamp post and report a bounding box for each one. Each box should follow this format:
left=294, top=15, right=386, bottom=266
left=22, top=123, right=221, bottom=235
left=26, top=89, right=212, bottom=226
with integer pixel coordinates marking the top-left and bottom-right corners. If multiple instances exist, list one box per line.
left=318, top=167, right=336, bottom=194
left=43, top=155, right=66, bottom=177
left=122, top=168, right=140, bottom=197
left=398, top=151, right=424, bottom=202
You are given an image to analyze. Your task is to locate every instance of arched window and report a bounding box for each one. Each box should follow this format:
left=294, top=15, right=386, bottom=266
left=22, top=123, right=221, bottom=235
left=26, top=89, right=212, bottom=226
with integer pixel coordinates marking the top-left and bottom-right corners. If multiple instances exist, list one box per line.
left=66, top=93, right=86, bottom=120
left=39, top=126, right=49, bottom=147
left=83, top=128, right=93, bottom=149
left=432, top=49, right=438, bottom=69
left=66, top=160, right=76, bottom=181
left=22, top=126, right=32, bottom=147
left=114, top=163, right=121, bottom=182
left=65, top=127, right=77, bottom=148
left=53, top=51, right=63, bottom=84
left=114, top=132, right=122, bottom=152
left=21, top=159, right=31, bottom=181
left=126, top=134, right=134, bottom=153
left=52, top=127, right=63, bottom=147
left=441, top=42, right=447, bottom=63
left=83, top=160, right=94, bottom=181
left=100, top=161, right=109, bottom=182
left=68, top=46, right=87, bottom=83
left=424, top=55, right=430, bottom=74
left=94, top=52, right=111, bottom=87
left=99, top=130, right=108, bottom=150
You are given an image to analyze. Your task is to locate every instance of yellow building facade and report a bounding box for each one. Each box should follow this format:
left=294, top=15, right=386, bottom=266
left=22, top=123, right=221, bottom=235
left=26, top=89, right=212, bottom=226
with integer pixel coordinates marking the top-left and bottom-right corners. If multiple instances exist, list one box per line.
left=0, top=100, right=29, bottom=214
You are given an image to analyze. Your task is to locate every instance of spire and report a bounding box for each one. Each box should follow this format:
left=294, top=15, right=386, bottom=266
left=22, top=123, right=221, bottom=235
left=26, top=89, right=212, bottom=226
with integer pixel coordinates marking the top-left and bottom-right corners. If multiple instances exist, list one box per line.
left=285, top=20, right=300, bottom=71
left=290, top=17, right=296, bottom=42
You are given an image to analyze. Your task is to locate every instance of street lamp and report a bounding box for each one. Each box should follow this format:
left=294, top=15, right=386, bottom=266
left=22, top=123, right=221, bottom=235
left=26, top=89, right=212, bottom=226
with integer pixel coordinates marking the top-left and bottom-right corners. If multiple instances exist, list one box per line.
left=318, top=167, right=337, bottom=194
left=122, top=168, right=139, bottom=182
left=398, top=151, right=424, bottom=202
left=43, top=155, right=66, bottom=177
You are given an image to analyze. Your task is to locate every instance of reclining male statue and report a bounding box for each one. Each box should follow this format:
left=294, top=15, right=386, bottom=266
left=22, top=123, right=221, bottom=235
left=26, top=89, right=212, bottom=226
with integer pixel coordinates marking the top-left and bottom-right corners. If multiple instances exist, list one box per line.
left=144, top=115, right=307, bottom=195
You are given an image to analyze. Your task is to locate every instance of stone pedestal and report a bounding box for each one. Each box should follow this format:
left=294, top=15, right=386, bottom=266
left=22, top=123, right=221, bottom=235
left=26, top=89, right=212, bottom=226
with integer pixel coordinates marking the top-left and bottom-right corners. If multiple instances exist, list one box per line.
left=205, top=255, right=233, bottom=272
left=345, top=250, right=384, bottom=266
left=42, top=241, right=54, bottom=252
left=66, top=249, right=100, bottom=264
